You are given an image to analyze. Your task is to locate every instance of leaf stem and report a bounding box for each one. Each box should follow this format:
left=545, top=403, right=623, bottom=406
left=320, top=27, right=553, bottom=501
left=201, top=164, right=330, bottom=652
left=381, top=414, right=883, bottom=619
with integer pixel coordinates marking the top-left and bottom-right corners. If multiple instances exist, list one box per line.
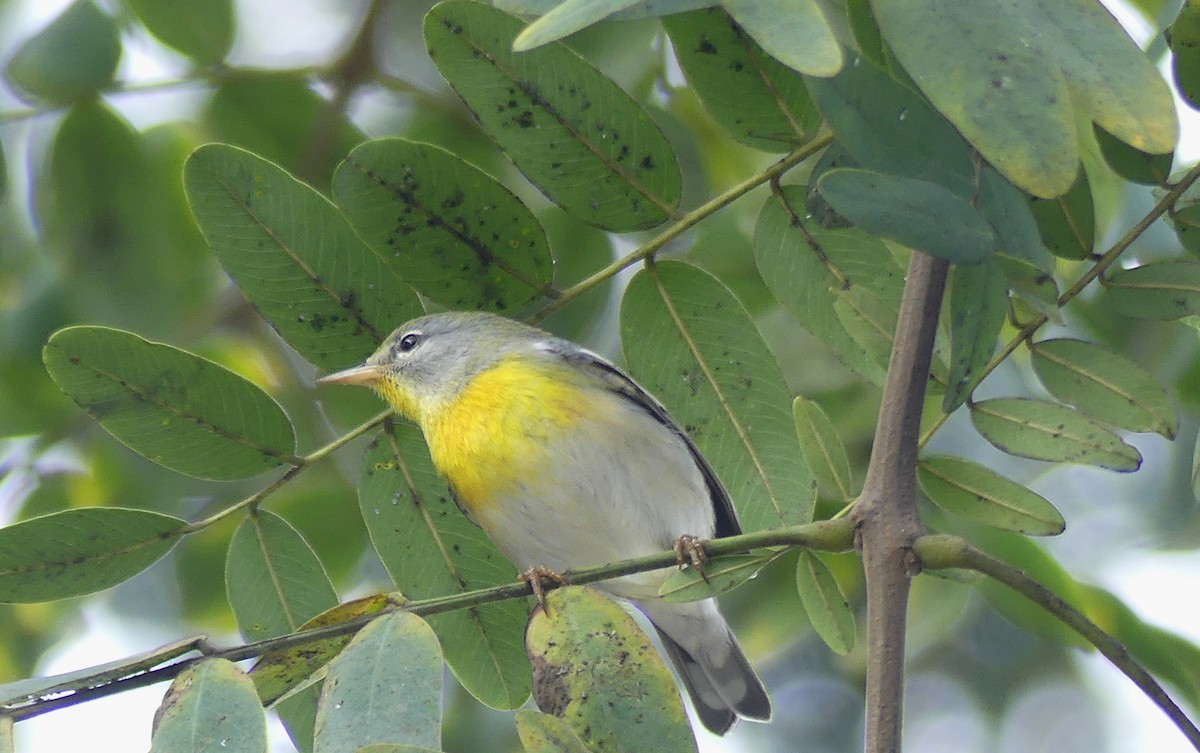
left=529, top=134, right=834, bottom=324
left=183, top=408, right=391, bottom=533
left=918, top=159, right=1200, bottom=448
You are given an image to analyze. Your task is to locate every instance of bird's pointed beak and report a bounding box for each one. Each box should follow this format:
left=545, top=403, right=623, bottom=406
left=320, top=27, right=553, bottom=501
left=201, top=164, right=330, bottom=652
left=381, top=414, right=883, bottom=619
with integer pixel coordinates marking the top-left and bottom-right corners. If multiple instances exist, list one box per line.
left=317, top=362, right=383, bottom=387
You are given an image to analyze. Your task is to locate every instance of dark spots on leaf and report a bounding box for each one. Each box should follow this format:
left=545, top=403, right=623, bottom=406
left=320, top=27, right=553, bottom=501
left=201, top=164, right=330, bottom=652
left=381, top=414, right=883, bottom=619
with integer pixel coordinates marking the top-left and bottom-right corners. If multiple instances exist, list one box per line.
left=640, top=155, right=655, bottom=170
left=310, top=313, right=328, bottom=332
left=516, top=110, right=535, bottom=128
left=69, top=356, right=80, bottom=365
left=441, top=19, right=463, bottom=34
left=730, top=60, right=744, bottom=72
left=698, top=36, right=717, bottom=54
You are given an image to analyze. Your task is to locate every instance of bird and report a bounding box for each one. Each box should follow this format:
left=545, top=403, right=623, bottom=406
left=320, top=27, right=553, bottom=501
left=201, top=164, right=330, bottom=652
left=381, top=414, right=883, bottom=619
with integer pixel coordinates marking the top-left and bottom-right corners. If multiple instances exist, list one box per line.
left=318, top=310, right=771, bottom=734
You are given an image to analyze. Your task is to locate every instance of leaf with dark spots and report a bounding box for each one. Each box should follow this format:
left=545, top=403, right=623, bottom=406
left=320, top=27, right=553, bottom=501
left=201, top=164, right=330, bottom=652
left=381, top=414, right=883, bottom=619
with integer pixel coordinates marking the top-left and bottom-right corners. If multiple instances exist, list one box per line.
left=425, top=0, right=680, bottom=231
left=184, top=144, right=422, bottom=370
left=44, top=325, right=296, bottom=480
left=334, top=138, right=553, bottom=313
left=0, top=508, right=186, bottom=603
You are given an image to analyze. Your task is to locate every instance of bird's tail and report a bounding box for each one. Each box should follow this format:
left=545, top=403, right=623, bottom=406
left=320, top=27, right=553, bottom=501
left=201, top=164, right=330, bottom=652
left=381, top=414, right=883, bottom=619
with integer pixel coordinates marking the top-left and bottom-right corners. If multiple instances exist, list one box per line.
left=640, top=599, right=772, bottom=735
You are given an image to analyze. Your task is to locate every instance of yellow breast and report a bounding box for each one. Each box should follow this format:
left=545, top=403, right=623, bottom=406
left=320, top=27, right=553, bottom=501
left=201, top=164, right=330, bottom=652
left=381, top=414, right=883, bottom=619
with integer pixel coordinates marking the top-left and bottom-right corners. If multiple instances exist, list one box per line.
left=421, top=357, right=598, bottom=515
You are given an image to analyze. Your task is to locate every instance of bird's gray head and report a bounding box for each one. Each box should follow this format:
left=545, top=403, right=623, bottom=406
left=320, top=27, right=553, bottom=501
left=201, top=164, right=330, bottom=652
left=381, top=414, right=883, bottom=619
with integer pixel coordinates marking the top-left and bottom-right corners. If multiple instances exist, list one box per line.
left=318, top=311, right=550, bottom=417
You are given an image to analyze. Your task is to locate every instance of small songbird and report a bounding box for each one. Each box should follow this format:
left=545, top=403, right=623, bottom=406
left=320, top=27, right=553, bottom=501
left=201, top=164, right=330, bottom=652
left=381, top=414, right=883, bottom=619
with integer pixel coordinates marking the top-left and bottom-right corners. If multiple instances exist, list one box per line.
left=319, top=311, right=771, bottom=734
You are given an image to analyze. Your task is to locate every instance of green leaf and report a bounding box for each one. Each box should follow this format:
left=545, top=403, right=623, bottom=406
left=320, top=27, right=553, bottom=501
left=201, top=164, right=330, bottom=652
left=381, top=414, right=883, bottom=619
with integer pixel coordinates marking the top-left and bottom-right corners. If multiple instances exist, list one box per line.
left=424, top=0, right=681, bottom=231
left=1029, top=168, right=1094, bottom=260
left=333, top=138, right=553, bottom=313
left=803, top=55, right=976, bottom=196
left=792, top=397, right=853, bottom=500
left=976, top=167, right=1054, bottom=272
left=1036, top=0, right=1177, bottom=153
left=1030, top=338, right=1177, bottom=437
left=721, top=0, right=842, bottom=76
left=993, top=253, right=1060, bottom=320
left=0, top=508, right=185, bottom=603
left=203, top=72, right=364, bottom=192
left=1163, top=179, right=1200, bottom=253
left=150, top=659, right=266, bottom=753
left=360, top=422, right=530, bottom=710
left=127, top=0, right=235, bottom=63
left=817, top=168, right=997, bottom=264
left=313, top=613, right=443, bottom=753
left=754, top=190, right=903, bottom=383
left=496, top=0, right=718, bottom=17
left=658, top=552, right=781, bottom=602
left=43, top=326, right=295, bottom=480
left=37, top=108, right=216, bottom=335
left=184, top=143, right=423, bottom=370
left=662, top=8, right=821, bottom=152
left=832, top=283, right=898, bottom=376
left=874, top=0, right=1175, bottom=198
left=525, top=587, right=696, bottom=753
left=516, top=710, right=593, bottom=753
left=226, top=512, right=339, bottom=643
left=1093, top=124, right=1172, bottom=186
left=943, top=261, right=1008, bottom=412
left=1170, top=0, right=1200, bottom=110
left=226, top=511, right=338, bottom=752
left=620, top=261, right=816, bottom=531
left=795, top=549, right=855, bottom=655
left=4, top=0, right=121, bottom=104
left=251, top=594, right=393, bottom=706
left=1105, top=261, right=1200, bottom=320
left=872, top=0, right=1072, bottom=197
left=514, top=0, right=644, bottom=49
left=917, top=456, right=1065, bottom=535
left=803, top=56, right=1050, bottom=271
left=969, top=397, right=1141, bottom=472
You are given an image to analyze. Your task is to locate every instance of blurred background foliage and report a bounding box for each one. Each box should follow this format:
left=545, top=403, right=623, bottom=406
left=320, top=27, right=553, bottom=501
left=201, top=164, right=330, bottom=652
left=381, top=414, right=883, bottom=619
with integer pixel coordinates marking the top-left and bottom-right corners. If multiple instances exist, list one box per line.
left=1, top=0, right=1200, bottom=751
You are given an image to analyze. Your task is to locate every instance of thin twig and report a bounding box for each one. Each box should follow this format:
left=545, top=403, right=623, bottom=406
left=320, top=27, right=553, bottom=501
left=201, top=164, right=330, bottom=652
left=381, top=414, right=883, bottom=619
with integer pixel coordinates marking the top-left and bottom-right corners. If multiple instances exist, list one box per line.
left=915, top=533, right=1200, bottom=751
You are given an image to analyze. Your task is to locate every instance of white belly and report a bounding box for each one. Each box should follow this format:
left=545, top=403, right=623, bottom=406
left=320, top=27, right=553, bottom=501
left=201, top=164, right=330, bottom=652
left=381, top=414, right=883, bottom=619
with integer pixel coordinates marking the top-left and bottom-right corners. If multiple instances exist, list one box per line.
left=471, top=393, right=716, bottom=602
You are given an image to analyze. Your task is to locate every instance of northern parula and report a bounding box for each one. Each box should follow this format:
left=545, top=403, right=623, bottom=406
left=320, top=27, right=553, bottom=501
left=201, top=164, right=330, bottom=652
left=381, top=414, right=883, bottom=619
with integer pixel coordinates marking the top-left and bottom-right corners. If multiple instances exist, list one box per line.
left=319, top=311, right=771, bottom=734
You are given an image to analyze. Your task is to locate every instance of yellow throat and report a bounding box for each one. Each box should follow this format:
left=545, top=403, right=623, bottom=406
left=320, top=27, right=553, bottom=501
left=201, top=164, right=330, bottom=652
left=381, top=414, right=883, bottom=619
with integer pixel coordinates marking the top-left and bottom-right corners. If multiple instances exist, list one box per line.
left=396, top=357, right=598, bottom=516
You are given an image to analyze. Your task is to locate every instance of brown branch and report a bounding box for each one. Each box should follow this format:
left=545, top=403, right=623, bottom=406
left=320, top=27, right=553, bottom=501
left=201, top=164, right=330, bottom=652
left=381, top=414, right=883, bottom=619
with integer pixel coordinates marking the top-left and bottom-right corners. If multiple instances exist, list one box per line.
left=851, top=251, right=948, bottom=753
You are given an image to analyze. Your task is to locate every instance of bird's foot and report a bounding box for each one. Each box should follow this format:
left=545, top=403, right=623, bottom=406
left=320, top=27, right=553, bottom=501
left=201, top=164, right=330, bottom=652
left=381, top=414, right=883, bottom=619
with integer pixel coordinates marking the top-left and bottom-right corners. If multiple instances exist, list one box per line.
left=674, top=534, right=709, bottom=577
left=520, top=565, right=568, bottom=611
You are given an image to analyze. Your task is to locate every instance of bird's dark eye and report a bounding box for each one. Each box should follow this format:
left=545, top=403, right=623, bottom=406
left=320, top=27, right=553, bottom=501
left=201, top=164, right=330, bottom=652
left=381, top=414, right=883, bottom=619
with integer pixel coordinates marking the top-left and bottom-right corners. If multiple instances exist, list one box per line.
left=398, top=333, right=422, bottom=352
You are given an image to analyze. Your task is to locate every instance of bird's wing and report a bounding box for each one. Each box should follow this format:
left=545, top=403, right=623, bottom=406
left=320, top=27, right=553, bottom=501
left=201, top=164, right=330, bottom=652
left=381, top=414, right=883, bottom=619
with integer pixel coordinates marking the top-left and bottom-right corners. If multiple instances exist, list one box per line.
left=537, top=339, right=742, bottom=538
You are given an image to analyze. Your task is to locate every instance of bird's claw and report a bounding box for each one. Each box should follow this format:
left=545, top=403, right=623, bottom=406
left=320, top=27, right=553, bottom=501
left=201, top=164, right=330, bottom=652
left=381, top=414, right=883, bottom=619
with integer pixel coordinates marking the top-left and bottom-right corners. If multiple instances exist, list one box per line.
left=674, top=534, right=709, bottom=578
left=521, top=565, right=568, bottom=611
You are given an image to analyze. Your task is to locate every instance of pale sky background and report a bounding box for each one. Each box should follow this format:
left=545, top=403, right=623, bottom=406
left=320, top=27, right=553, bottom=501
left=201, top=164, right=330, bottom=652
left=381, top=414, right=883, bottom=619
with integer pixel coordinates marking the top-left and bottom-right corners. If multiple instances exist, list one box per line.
left=3, top=1, right=1200, bottom=752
